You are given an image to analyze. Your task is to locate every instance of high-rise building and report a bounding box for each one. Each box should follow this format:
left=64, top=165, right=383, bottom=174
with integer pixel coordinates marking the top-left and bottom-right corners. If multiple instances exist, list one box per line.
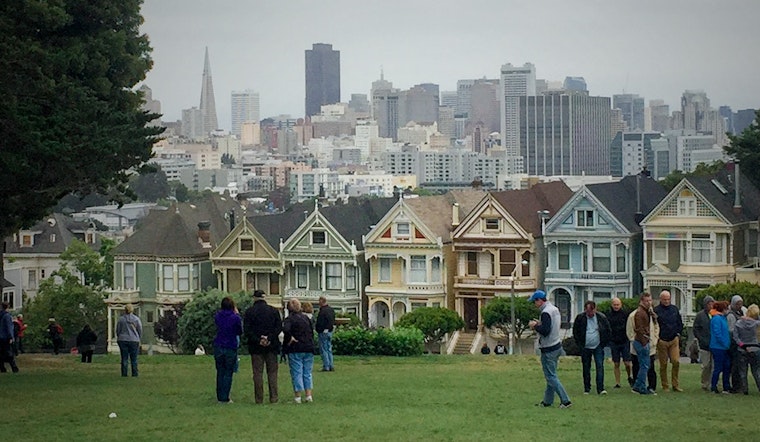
left=500, top=63, right=536, bottom=154
left=440, top=91, right=457, bottom=108
left=609, top=131, right=662, bottom=177
left=230, top=89, right=260, bottom=137
left=400, top=84, right=439, bottom=125
left=372, top=88, right=400, bottom=140
left=469, top=81, right=501, bottom=135
left=199, top=47, right=219, bottom=136
left=734, top=109, right=757, bottom=134
left=563, top=77, right=587, bottom=92
left=348, top=94, right=370, bottom=114
left=305, top=43, right=340, bottom=117
left=681, top=90, right=710, bottom=132
left=613, top=93, right=645, bottom=131
left=648, top=99, right=670, bottom=133
left=181, top=107, right=203, bottom=139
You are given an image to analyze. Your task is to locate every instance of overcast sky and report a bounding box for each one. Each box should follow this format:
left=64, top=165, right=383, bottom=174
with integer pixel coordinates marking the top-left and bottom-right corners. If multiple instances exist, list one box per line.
left=140, top=0, right=759, bottom=131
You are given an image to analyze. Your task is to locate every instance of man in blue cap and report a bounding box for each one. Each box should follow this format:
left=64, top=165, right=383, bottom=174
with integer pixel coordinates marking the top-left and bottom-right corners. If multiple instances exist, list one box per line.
left=529, top=290, right=572, bottom=409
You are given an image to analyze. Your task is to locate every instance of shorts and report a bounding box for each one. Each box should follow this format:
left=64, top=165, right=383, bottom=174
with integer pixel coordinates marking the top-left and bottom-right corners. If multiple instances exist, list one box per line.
left=610, top=342, right=631, bottom=363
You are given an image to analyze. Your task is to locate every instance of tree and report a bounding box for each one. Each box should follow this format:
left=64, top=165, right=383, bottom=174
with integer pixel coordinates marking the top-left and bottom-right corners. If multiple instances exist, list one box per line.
left=59, top=238, right=109, bottom=287
left=154, top=303, right=185, bottom=354
left=396, top=307, right=464, bottom=344
left=176, top=289, right=254, bottom=354
left=0, top=0, right=163, bottom=282
left=130, top=165, right=170, bottom=202
left=481, top=296, right=540, bottom=339
left=173, top=182, right=190, bottom=202
left=658, top=161, right=726, bottom=191
left=724, top=110, right=760, bottom=190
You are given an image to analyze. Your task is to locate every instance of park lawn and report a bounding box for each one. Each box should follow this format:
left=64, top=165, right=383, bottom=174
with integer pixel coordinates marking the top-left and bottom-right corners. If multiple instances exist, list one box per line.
left=1, top=353, right=755, bottom=442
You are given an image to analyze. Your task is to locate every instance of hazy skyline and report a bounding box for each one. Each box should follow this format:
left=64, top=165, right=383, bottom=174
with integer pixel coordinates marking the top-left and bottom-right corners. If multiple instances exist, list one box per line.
left=140, top=0, right=760, bottom=131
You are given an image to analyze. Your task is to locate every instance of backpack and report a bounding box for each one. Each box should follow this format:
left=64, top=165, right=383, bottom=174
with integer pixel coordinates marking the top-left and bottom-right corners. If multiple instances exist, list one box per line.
left=55, top=324, right=63, bottom=335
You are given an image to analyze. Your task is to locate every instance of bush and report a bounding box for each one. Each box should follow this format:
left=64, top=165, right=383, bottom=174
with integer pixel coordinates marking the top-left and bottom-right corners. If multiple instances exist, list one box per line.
left=694, top=281, right=760, bottom=312
left=396, top=307, right=464, bottom=343
left=596, top=297, right=639, bottom=314
left=481, top=296, right=539, bottom=339
left=176, top=289, right=253, bottom=354
left=333, top=326, right=423, bottom=356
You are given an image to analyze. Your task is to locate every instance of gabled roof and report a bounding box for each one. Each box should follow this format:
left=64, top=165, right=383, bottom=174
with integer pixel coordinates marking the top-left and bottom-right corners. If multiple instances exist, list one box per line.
left=114, top=195, right=240, bottom=257
left=491, top=181, right=574, bottom=236
left=403, top=190, right=485, bottom=242
left=3, top=213, right=99, bottom=255
left=586, top=175, right=668, bottom=233
left=320, top=198, right=397, bottom=250
left=249, top=202, right=313, bottom=250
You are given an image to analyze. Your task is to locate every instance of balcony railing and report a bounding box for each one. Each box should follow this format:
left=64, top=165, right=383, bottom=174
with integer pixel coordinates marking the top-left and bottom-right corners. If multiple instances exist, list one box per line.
left=455, top=276, right=536, bottom=289
left=105, top=289, right=140, bottom=304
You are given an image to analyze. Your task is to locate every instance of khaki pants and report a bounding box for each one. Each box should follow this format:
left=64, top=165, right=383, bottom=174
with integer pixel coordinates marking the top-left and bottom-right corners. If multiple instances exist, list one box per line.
left=656, top=337, right=680, bottom=389
left=700, top=349, right=713, bottom=390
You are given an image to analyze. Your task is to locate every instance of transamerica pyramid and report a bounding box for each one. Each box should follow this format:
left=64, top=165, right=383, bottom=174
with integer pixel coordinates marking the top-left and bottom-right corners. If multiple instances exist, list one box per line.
left=199, top=47, right=218, bottom=136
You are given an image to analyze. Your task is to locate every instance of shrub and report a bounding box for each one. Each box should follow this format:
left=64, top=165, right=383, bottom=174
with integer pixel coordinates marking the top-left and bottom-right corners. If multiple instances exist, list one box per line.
left=694, top=281, right=760, bottom=312
left=596, top=297, right=639, bottom=315
left=176, top=289, right=253, bottom=354
left=333, top=326, right=423, bottom=356
left=154, top=303, right=185, bottom=354
left=396, top=307, right=464, bottom=343
left=481, top=296, right=539, bottom=339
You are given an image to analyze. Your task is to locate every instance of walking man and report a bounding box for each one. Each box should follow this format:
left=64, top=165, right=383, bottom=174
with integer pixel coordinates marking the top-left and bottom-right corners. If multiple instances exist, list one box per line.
left=693, top=296, right=714, bottom=390
left=529, top=290, right=572, bottom=409
left=654, top=290, right=684, bottom=392
left=606, top=298, right=633, bottom=388
left=573, top=300, right=611, bottom=395
left=632, top=292, right=657, bottom=395
left=243, top=289, right=282, bottom=404
left=316, top=296, right=335, bottom=372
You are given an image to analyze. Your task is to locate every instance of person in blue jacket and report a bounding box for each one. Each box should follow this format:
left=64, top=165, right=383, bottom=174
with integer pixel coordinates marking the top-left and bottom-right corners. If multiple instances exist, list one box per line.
left=710, top=301, right=731, bottom=394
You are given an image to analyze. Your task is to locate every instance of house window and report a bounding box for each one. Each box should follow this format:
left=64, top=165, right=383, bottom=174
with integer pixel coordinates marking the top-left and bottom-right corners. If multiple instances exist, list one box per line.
left=50, top=234, right=56, bottom=243
left=485, top=218, right=499, bottom=231
left=312, top=231, right=326, bottom=245
left=499, top=249, right=516, bottom=277
left=346, top=265, right=356, bottom=290
left=521, top=252, right=530, bottom=276
left=162, top=265, right=174, bottom=291
left=326, top=263, right=342, bottom=290
left=123, top=263, right=135, bottom=290
left=21, top=234, right=32, bottom=247
left=296, top=265, right=308, bottom=288
left=28, top=270, right=37, bottom=290
left=616, top=244, right=626, bottom=272
left=178, top=265, right=190, bottom=291
left=410, top=256, right=427, bottom=283
left=593, top=292, right=612, bottom=303
left=379, top=258, right=391, bottom=282
left=691, top=233, right=711, bottom=263
left=653, top=241, right=667, bottom=263
left=577, top=210, right=594, bottom=227
left=146, top=310, right=155, bottom=323
left=411, top=302, right=426, bottom=311
left=86, top=232, right=95, bottom=244
left=431, top=257, right=441, bottom=283
left=2, top=292, right=14, bottom=309
left=678, top=198, right=696, bottom=216
left=558, top=244, right=570, bottom=270
left=466, top=252, right=478, bottom=275
left=592, top=243, right=611, bottom=272
left=396, top=222, right=410, bottom=237
left=716, top=234, right=726, bottom=263
left=239, top=238, right=254, bottom=252
left=581, top=244, right=588, bottom=272
left=191, top=264, right=200, bottom=291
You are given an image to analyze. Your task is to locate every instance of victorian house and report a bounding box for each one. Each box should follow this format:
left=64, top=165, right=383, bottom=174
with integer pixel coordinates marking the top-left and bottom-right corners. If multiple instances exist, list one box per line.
left=543, top=175, right=667, bottom=325
left=641, top=162, right=760, bottom=321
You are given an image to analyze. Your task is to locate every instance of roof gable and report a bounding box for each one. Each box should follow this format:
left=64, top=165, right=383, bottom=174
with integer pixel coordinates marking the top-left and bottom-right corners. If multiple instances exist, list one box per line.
left=491, top=181, right=574, bottom=236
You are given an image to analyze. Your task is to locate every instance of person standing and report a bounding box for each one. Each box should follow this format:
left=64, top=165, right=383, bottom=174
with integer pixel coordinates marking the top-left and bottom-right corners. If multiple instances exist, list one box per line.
left=631, top=292, right=657, bottom=395
left=626, top=301, right=659, bottom=395
left=572, top=300, right=611, bottom=395
left=693, top=296, right=715, bottom=390
left=606, top=298, right=633, bottom=388
left=283, top=298, right=315, bottom=404
left=13, top=314, right=26, bottom=355
left=76, top=324, right=98, bottom=363
left=243, top=289, right=282, bottom=404
left=733, top=304, right=760, bottom=395
left=214, top=297, right=243, bottom=404
left=528, top=290, right=572, bottom=409
left=316, top=296, right=335, bottom=372
left=727, top=295, right=746, bottom=393
left=709, top=301, right=731, bottom=394
left=48, top=318, right=64, bottom=355
left=0, top=302, right=19, bottom=373
left=116, top=304, right=142, bottom=377
left=654, top=290, right=684, bottom=392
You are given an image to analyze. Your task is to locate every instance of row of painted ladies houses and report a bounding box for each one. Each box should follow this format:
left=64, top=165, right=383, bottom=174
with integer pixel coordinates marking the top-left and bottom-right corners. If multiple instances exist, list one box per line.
left=103, top=162, right=760, bottom=352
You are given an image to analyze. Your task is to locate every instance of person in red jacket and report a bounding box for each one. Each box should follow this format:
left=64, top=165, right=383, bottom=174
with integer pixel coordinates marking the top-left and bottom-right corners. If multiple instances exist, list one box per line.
left=13, top=314, right=27, bottom=355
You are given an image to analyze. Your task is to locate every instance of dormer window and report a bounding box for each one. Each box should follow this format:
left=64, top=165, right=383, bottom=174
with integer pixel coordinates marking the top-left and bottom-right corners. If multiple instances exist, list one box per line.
left=50, top=234, right=56, bottom=243
left=21, top=234, right=32, bottom=247
left=576, top=210, right=594, bottom=227
left=396, top=222, right=410, bottom=236
left=239, top=238, right=254, bottom=252
left=678, top=197, right=696, bottom=216
left=312, top=231, right=326, bottom=245
left=485, top=218, right=499, bottom=231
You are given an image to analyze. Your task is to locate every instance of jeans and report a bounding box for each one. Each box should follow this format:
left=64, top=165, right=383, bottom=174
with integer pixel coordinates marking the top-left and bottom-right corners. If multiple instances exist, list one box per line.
left=656, top=337, right=680, bottom=389
left=699, top=349, right=713, bottom=389
left=711, top=348, right=730, bottom=391
left=118, top=341, right=139, bottom=377
left=319, top=331, right=334, bottom=370
left=252, top=352, right=279, bottom=403
left=540, top=347, right=570, bottom=405
left=632, top=341, right=650, bottom=392
left=737, top=350, right=760, bottom=394
left=581, top=345, right=605, bottom=393
left=214, top=346, right=237, bottom=402
left=288, top=352, right=314, bottom=393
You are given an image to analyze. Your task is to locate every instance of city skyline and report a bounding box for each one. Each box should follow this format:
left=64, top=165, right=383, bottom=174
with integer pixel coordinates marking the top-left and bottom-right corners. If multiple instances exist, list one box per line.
left=140, top=0, right=760, bottom=131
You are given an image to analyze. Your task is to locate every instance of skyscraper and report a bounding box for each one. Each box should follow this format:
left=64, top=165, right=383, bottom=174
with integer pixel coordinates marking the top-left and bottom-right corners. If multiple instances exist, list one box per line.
left=199, top=47, right=218, bottom=136
left=305, top=43, right=340, bottom=117
left=500, top=63, right=536, bottom=154
left=681, top=90, right=710, bottom=132
left=230, top=89, right=260, bottom=136
left=613, top=93, right=645, bottom=131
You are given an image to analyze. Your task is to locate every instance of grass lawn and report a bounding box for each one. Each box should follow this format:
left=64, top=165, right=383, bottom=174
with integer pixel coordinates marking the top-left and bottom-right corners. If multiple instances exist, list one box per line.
left=1, top=352, right=756, bottom=441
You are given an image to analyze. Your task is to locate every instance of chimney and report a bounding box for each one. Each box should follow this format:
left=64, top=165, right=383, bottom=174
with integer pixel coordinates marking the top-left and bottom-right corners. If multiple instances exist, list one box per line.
left=452, top=203, right=460, bottom=226
left=733, top=161, right=742, bottom=215
left=198, top=221, right=211, bottom=246
left=228, top=209, right=235, bottom=231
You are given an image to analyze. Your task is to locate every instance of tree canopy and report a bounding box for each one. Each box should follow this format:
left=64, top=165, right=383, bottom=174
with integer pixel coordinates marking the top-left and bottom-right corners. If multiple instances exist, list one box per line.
left=0, top=0, right=162, bottom=242
left=396, top=307, right=464, bottom=343
left=481, top=296, right=540, bottom=339
left=724, top=110, right=760, bottom=190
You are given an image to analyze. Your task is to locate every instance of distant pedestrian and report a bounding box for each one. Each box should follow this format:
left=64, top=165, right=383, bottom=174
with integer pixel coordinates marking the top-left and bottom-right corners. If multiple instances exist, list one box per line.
left=733, top=304, right=760, bottom=395
left=47, top=318, right=64, bottom=355
left=573, top=300, right=611, bottom=395
left=710, top=301, right=731, bottom=394
left=213, top=297, right=243, bottom=404
left=606, top=297, right=633, bottom=388
left=727, top=295, right=746, bottom=392
left=0, top=302, right=19, bottom=373
left=654, top=290, right=684, bottom=392
left=76, top=324, right=98, bottom=363
left=316, top=296, right=335, bottom=372
left=630, top=292, right=657, bottom=395
left=243, top=289, right=282, bottom=404
left=283, top=298, right=315, bottom=404
left=116, top=304, right=142, bottom=377
left=693, top=296, right=715, bottom=390
left=13, top=314, right=26, bottom=355
left=528, top=290, right=572, bottom=409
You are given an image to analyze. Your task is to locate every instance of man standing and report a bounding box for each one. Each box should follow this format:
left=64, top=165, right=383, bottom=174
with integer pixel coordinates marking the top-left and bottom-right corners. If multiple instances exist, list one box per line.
left=693, top=296, right=714, bottom=390
left=0, top=302, right=19, bottom=373
left=573, top=300, right=611, bottom=395
left=727, top=295, right=746, bottom=392
left=632, top=292, right=656, bottom=395
left=606, top=298, right=633, bottom=388
left=316, top=296, right=335, bottom=372
left=13, top=314, right=26, bottom=355
left=47, top=318, right=64, bottom=355
left=654, top=290, right=684, bottom=392
left=528, top=290, right=572, bottom=409
left=244, top=290, right=282, bottom=404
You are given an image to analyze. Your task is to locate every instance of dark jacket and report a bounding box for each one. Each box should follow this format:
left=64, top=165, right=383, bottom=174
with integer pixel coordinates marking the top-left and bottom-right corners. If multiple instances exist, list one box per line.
left=693, top=309, right=712, bottom=350
left=606, top=307, right=630, bottom=345
left=214, top=309, right=242, bottom=350
left=572, top=312, right=611, bottom=349
left=653, top=304, right=683, bottom=341
left=76, top=326, right=98, bottom=350
left=316, top=304, right=335, bottom=333
left=283, top=312, right=315, bottom=354
left=243, top=300, right=282, bottom=354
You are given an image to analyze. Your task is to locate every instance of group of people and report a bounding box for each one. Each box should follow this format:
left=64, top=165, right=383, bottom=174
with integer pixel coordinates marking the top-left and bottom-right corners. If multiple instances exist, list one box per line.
left=480, top=342, right=506, bottom=355
left=213, top=290, right=335, bottom=404
left=528, top=288, right=760, bottom=408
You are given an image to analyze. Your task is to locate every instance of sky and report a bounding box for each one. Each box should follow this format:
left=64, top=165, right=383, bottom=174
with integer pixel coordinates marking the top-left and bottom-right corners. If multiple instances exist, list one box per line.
left=140, top=0, right=760, bottom=131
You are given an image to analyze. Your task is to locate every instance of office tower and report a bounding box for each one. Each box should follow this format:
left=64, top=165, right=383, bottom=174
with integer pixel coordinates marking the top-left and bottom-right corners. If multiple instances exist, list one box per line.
left=613, top=93, right=645, bottom=131
left=649, top=99, right=670, bottom=133
left=500, top=63, right=536, bottom=154
left=469, top=81, right=501, bottom=135
left=230, top=89, right=260, bottom=137
left=611, top=108, right=626, bottom=137
left=438, top=106, right=455, bottom=143
left=372, top=87, right=400, bottom=140
left=681, top=90, right=710, bottom=132
left=519, top=91, right=612, bottom=176
left=199, top=47, right=219, bottom=136
left=181, top=107, right=203, bottom=139
left=734, top=109, right=757, bottom=134
left=305, top=43, right=340, bottom=117
left=563, top=77, right=587, bottom=92
left=440, top=91, right=457, bottom=108
left=138, top=84, right=161, bottom=127
left=400, top=84, right=439, bottom=125
left=348, top=94, right=370, bottom=113
left=610, top=131, right=662, bottom=177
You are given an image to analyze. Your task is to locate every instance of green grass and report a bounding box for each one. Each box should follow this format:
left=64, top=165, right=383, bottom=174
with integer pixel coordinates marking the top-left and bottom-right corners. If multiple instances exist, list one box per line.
left=1, top=352, right=756, bottom=441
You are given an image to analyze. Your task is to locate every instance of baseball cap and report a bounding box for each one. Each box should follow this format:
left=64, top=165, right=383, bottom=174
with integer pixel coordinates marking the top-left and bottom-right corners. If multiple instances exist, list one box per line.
left=528, top=290, right=547, bottom=302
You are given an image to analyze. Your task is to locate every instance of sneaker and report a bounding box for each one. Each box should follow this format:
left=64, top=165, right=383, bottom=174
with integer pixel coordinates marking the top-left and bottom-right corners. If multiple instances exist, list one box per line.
left=711, top=388, right=720, bottom=394
left=305, top=396, right=313, bottom=403
left=613, top=384, right=621, bottom=389
left=559, top=401, right=573, bottom=409
left=294, top=397, right=302, bottom=404
left=599, top=390, right=607, bottom=395
left=535, top=401, right=552, bottom=407
left=647, top=389, right=657, bottom=396
left=721, top=390, right=731, bottom=395
left=583, top=391, right=589, bottom=395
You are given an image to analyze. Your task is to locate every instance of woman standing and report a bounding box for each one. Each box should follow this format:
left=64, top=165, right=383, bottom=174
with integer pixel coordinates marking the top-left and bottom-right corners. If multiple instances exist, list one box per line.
left=116, top=305, right=142, bottom=377
left=733, top=304, right=760, bottom=394
left=76, top=324, right=97, bottom=363
left=710, top=301, right=731, bottom=394
left=283, top=298, right=315, bottom=404
left=214, top=297, right=242, bottom=404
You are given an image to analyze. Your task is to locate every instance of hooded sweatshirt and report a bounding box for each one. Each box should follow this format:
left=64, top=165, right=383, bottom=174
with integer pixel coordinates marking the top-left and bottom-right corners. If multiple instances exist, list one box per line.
left=733, top=317, right=760, bottom=353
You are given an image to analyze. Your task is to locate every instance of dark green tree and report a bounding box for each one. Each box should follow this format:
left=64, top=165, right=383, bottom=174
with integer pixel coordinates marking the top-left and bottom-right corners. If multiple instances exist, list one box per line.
left=0, top=0, right=163, bottom=282
left=130, top=164, right=170, bottom=202
left=59, top=238, right=107, bottom=287
left=658, top=161, right=726, bottom=191
left=173, top=182, right=190, bottom=202
left=724, top=110, right=760, bottom=189
left=396, top=307, right=464, bottom=344
left=694, top=281, right=760, bottom=313
left=154, top=303, right=185, bottom=354
left=481, top=296, right=540, bottom=339
left=177, top=289, right=254, bottom=354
